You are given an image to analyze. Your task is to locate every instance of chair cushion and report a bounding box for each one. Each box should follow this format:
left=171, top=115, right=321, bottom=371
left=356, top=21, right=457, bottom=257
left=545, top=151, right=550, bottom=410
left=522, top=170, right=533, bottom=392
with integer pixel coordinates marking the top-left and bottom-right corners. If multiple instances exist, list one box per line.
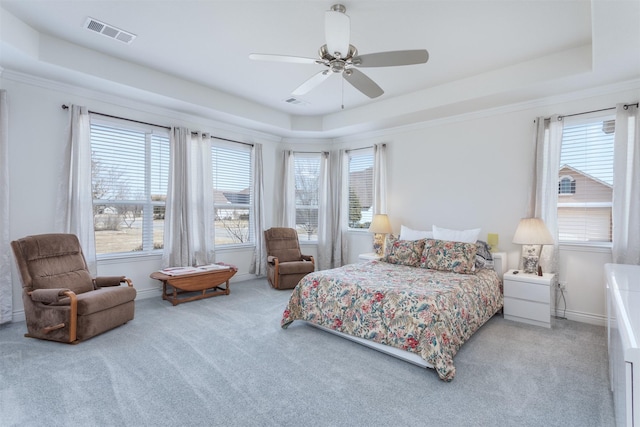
left=278, top=261, right=315, bottom=275
left=15, top=234, right=94, bottom=294
left=52, top=286, right=137, bottom=316
left=264, top=228, right=302, bottom=263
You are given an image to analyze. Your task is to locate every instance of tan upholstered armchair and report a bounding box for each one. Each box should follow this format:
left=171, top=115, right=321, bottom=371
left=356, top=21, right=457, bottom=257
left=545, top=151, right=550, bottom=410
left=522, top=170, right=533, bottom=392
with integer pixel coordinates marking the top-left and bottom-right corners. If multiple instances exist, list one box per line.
left=264, top=227, right=315, bottom=290
left=11, top=233, right=136, bottom=343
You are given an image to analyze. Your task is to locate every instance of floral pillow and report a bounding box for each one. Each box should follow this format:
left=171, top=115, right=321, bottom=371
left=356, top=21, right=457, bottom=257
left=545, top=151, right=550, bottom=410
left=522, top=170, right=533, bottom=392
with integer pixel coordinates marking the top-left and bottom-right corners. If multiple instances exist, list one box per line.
left=420, top=239, right=477, bottom=274
left=382, top=234, right=426, bottom=267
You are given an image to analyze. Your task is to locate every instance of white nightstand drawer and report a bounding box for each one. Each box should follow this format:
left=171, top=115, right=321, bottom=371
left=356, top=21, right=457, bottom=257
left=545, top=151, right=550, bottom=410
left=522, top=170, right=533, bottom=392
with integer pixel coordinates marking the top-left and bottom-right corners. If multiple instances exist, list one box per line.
left=504, top=297, right=550, bottom=326
left=503, top=279, right=550, bottom=304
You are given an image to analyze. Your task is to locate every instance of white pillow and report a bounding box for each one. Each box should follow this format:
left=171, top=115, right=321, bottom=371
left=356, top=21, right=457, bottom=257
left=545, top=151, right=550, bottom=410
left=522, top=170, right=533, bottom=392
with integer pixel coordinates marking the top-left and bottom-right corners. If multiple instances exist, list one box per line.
left=432, top=225, right=481, bottom=243
left=400, top=225, right=433, bottom=240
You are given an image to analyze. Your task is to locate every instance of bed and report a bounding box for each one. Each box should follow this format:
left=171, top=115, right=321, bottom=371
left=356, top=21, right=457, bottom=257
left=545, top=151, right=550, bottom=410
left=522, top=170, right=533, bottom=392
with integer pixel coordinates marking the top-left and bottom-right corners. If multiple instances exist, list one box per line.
left=281, top=237, right=506, bottom=381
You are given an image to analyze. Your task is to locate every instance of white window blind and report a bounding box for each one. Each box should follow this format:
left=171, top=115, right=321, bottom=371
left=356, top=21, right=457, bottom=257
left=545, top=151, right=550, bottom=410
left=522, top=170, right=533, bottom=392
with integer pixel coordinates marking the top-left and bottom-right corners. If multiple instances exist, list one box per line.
left=557, top=115, right=614, bottom=244
left=212, top=142, right=253, bottom=245
left=348, top=149, right=374, bottom=229
left=91, top=117, right=169, bottom=255
left=294, top=153, right=321, bottom=241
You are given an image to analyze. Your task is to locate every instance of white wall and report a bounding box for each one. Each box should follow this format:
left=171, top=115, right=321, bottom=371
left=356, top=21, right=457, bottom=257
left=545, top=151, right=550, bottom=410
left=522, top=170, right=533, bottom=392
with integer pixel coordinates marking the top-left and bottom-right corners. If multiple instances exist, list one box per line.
left=331, top=83, right=639, bottom=325
left=2, top=73, right=282, bottom=320
left=3, top=69, right=638, bottom=326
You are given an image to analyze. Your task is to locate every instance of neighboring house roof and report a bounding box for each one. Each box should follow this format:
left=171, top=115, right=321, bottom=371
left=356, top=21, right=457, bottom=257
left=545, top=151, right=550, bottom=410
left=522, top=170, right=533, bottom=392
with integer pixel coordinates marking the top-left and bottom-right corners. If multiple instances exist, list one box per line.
left=214, top=188, right=250, bottom=204
left=559, top=164, right=612, bottom=188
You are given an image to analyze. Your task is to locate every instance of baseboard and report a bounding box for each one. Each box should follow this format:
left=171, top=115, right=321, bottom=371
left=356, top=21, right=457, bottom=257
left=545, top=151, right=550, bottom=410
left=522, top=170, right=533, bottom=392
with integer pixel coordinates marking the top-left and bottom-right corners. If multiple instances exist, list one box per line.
left=7, top=274, right=262, bottom=324
left=553, top=308, right=606, bottom=327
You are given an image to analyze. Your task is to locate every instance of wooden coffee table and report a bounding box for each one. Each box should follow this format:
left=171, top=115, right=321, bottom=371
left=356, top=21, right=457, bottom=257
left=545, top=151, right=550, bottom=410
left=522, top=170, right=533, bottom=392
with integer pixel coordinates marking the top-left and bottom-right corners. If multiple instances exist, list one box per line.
left=150, top=264, right=237, bottom=306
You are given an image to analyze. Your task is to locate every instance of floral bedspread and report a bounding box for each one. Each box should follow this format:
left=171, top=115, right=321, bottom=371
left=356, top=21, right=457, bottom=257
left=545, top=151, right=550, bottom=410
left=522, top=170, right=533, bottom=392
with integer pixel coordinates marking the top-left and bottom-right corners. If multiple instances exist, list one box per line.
left=281, top=261, right=503, bottom=381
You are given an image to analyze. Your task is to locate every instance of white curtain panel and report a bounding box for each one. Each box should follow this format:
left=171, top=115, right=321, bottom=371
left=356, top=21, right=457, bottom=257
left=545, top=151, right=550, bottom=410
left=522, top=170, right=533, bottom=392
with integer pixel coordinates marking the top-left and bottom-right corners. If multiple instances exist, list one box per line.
left=0, top=90, right=12, bottom=324
left=163, top=128, right=214, bottom=267
left=373, top=143, right=388, bottom=215
left=250, top=143, right=266, bottom=276
left=316, top=152, right=332, bottom=270
left=55, top=105, right=97, bottom=275
left=613, top=104, right=640, bottom=264
left=280, top=150, right=296, bottom=227
left=529, top=116, right=563, bottom=273
left=332, top=149, right=349, bottom=267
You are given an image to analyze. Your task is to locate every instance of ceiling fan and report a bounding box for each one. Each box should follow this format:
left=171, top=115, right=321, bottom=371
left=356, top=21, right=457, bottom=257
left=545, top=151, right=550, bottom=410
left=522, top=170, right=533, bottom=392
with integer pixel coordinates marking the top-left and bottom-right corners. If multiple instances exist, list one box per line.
left=249, top=4, right=429, bottom=99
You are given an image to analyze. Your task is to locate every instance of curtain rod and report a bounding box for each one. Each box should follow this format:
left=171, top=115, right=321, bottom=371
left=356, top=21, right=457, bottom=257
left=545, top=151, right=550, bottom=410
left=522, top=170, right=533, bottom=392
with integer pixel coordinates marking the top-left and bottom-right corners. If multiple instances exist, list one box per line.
left=345, top=143, right=386, bottom=153
left=557, top=102, right=638, bottom=121
left=61, top=104, right=253, bottom=147
left=62, top=104, right=169, bottom=129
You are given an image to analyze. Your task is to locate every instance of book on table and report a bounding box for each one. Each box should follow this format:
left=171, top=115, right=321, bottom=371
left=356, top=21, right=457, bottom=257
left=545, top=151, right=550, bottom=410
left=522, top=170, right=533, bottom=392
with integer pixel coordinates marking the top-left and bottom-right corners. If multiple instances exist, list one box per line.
left=159, top=264, right=231, bottom=276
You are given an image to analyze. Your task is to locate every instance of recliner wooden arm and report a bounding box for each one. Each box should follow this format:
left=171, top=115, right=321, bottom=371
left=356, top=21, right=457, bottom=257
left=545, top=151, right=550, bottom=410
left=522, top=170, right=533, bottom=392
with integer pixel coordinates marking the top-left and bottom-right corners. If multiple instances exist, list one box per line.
left=27, top=289, right=77, bottom=343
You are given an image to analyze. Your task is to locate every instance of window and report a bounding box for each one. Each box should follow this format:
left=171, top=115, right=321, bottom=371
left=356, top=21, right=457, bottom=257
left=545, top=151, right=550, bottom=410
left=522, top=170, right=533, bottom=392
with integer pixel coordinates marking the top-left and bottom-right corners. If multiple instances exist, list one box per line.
left=294, top=153, right=321, bottom=241
left=557, top=115, right=614, bottom=244
left=558, top=176, right=576, bottom=194
left=347, top=148, right=374, bottom=229
left=91, top=117, right=169, bottom=255
left=212, top=142, right=253, bottom=246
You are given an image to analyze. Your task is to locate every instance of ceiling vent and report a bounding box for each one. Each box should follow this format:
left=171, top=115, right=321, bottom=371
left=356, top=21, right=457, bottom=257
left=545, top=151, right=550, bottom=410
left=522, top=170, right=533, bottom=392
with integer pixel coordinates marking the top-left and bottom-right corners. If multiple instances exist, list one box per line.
left=84, top=17, right=136, bottom=44
left=283, top=97, right=309, bottom=106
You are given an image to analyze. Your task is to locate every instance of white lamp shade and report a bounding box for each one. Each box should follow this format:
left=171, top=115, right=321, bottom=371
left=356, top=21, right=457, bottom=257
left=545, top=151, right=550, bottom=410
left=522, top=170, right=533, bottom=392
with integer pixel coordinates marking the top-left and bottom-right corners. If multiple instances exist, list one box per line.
left=512, top=218, right=554, bottom=245
left=369, top=214, right=392, bottom=234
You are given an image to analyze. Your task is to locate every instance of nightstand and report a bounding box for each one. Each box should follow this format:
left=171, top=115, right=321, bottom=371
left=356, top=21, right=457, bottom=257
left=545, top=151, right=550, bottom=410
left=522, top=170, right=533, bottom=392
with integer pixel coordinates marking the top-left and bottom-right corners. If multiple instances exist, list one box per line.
left=503, top=269, right=555, bottom=328
left=358, top=252, right=383, bottom=262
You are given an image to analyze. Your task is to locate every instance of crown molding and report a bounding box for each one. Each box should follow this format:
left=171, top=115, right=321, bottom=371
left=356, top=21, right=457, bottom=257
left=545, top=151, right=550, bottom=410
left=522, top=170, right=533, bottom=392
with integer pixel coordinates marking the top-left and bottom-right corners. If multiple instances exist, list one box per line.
left=0, top=68, right=282, bottom=144
left=3, top=68, right=638, bottom=145
left=331, top=78, right=640, bottom=144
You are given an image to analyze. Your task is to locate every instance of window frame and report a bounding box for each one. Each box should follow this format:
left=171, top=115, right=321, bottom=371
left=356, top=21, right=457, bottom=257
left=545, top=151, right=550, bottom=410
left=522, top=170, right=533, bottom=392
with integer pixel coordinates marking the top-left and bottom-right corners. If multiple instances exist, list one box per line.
left=211, top=140, right=254, bottom=248
left=346, top=148, right=374, bottom=231
left=90, top=116, right=170, bottom=258
left=556, top=113, right=615, bottom=247
left=293, top=153, right=321, bottom=242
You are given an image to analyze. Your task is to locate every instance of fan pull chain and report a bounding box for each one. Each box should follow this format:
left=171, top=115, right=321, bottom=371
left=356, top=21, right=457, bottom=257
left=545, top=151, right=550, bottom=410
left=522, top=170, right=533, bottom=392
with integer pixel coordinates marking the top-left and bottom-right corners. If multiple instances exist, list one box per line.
left=341, top=76, right=345, bottom=110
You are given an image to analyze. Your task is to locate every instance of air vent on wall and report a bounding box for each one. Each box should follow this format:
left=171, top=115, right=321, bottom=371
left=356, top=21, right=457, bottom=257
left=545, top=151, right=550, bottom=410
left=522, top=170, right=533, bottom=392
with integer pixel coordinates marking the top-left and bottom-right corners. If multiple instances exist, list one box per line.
left=84, top=17, right=136, bottom=44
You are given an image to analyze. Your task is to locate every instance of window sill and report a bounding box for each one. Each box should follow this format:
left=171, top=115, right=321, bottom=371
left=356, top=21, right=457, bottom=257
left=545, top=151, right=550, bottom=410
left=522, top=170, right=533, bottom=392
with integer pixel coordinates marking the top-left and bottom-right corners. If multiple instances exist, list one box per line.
left=98, top=251, right=162, bottom=264
left=559, top=243, right=612, bottom=254
left=348, top=228, right=371, bottom=234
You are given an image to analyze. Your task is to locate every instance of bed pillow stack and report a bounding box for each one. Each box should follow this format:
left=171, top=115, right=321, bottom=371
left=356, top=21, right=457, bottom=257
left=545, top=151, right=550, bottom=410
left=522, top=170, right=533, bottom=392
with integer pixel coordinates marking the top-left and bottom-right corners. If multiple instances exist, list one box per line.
left=387, top=225, right=492, bottom=274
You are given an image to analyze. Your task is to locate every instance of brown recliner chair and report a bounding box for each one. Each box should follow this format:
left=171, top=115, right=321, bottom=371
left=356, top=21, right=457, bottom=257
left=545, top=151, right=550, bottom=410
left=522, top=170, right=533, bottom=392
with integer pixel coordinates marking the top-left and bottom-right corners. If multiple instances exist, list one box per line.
left=11, top=233, right=136, bottom=343
left=264, top=227, right=315, bottom=290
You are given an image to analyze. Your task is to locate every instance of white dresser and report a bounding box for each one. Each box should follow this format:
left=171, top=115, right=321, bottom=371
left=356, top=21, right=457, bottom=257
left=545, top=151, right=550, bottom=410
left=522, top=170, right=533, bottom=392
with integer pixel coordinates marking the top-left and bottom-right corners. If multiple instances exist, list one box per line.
left=606, top=263, right=640, bottom=427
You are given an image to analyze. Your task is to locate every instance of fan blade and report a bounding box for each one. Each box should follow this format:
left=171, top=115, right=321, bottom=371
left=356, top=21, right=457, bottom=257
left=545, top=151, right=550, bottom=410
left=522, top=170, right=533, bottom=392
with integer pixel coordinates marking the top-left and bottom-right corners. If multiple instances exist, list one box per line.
left=292, top=70, right=332, bottom=96
left=325, top=9, right=350, bottom=58
left=343, top=69, right=384, bottom=98
left=249, top=54, right=319, bottom=65
left=354, top=50, right=429, bottom=67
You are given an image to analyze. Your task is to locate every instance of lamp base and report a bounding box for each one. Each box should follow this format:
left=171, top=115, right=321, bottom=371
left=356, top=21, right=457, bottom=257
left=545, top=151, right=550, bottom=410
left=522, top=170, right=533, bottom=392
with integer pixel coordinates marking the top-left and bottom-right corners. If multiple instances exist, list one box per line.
left=521, top=244, right=543, bottom=274
left=522, top=255, right=539, bottom=274
left=373, top=233, right=385, bottom=256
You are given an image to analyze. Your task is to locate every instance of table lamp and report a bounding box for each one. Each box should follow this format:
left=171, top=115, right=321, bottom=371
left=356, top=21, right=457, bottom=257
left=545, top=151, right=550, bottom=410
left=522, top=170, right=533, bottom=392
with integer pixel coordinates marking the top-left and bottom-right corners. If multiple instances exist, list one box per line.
left=369, top=214, right=392, bottom=256
left=487, top=233, right=499, bottom=252
left=512, top=217, right=554, bottom=274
